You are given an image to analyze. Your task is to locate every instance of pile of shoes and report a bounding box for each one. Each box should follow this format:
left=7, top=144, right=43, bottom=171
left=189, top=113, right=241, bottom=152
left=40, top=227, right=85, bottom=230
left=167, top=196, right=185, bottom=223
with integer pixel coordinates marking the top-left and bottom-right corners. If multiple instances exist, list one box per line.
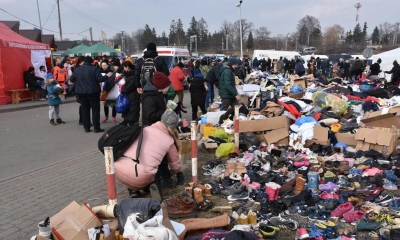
left=198, top=142, right=400, bottom=240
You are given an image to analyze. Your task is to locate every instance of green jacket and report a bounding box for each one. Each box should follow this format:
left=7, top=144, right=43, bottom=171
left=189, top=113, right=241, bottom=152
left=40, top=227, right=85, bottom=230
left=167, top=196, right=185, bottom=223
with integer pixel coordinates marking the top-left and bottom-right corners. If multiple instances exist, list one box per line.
left=200, top=65, right=210, bottom=78
left=219, top=66, right=238, bottom=99
left=166, top=85, right=176, bottom=101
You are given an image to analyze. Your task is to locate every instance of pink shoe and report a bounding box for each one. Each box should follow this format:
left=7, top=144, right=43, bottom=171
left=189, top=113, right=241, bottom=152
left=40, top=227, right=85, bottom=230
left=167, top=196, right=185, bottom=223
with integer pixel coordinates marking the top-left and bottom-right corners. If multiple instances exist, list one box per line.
left=331, top=202, right=354, bottom=218
left=343, top=210, right=365, bottom=223
left=265, top=183, right=277, bottom=201
left=102, top=116, right=108, bottom=123
left=112, top=117, right=117, bottom=123
left=362, top=167, right=383, bottom=177
left=296, top=228, right=309, bottom=239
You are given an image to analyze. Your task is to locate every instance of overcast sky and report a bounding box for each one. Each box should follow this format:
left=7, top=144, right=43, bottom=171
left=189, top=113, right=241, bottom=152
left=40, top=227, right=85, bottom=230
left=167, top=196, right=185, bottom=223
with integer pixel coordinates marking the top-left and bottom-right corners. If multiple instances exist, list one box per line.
left=0, top=0, right=397, bottom=41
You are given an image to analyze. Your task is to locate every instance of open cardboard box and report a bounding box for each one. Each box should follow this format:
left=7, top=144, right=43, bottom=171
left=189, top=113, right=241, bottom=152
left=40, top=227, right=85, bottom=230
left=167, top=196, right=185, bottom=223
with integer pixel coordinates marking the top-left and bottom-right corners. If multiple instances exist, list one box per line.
left=304, top=125, right=330, bottom=146
left=289, top=92, right=304, bottom=99
left=335, top=133, right=357, bottom=148
left=238, top=116, right=290, bottom=145
left=292, top=78, right=308, bottom=88
left=363, top=106, right=400, bottom=119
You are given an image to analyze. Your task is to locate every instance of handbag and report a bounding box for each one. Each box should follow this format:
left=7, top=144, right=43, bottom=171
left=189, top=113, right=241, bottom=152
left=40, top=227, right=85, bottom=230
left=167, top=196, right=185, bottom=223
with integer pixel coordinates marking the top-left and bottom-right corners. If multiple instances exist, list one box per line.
left=106, top=84, right=121, bottom=100
left=100, top=91, right=109, bottom=101
left=115, top=94, right=130, bottom=113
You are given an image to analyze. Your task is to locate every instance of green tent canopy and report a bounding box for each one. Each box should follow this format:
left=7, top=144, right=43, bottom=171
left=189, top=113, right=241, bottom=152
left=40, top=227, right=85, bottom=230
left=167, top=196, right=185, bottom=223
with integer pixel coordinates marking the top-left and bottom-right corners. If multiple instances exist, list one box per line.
left=76, top=43, right=121, bottom=57
left=61, top=44, right=89, bottom=57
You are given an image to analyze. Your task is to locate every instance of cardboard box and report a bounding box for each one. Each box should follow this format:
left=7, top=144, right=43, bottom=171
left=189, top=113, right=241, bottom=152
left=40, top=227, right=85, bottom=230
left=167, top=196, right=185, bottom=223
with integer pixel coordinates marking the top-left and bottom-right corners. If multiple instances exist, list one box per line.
left=289, top=92, right=304, bottom=99
left=360, top=113, right=400, bottom=129
left=363, top=106, right=400, bottom=119
left=305, top=125, right=330, bottom=146
left=240, top=96, right=249, bottom=105
left=335, top=133, right=357, bottom=147
left=238, top=116, right=290, bottom=145
left=51, top=201, right=103, bottom=240
left=292, top=78, right=308, bottom=88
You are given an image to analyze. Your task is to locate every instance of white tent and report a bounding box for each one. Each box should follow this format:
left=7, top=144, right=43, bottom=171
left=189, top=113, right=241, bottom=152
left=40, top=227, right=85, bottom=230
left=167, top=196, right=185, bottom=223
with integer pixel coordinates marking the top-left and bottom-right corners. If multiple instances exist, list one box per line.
left=371, top=47, right=400, bottom=80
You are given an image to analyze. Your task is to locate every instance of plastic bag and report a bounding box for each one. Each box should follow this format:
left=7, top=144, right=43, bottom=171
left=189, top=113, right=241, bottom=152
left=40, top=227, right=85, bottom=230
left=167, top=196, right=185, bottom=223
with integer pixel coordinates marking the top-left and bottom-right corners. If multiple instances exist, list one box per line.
left=215, top=143, right=235, bottom=157
left=290, top=84, right=304, bottom=94
left=212, top=128, right=229, bottom=140
left=115, top=94, right=130, bottom=113
left=311, top=92, right=348, bottom=115
left=106, top=84, right=121, bottom=100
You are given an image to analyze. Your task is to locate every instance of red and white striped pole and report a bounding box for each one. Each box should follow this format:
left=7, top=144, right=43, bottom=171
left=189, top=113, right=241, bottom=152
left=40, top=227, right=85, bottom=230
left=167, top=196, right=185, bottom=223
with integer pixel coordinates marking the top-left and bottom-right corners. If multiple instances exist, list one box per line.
left=104, top=147, right=117, bottom=205
left=191, top=121, right=198, bottom=184
left=234, top=105, right=240, bottom=153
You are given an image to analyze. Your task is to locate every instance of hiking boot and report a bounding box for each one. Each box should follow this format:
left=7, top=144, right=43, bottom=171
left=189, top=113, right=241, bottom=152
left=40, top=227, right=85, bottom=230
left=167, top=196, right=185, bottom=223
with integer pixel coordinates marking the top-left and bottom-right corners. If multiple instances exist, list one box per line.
left=49, top=119, right=56, bottom=126
left=237, top=213, right=248, bottom=224
left=202, top=158, right=222, bottom=170
left=258, top=223, right=280, bottom=239
left=168, top=196, right=196, bottom=218
left=269, top=215, right=300, bottom=231
left=176, top=172, right=185, bottom=186
left=56, top=118, right=65, bottom=124
left=247, top=210, right=257, bottom=224
left=294, top=177, right=306, bottom=195
left=166, top=191, right=192, bottom=207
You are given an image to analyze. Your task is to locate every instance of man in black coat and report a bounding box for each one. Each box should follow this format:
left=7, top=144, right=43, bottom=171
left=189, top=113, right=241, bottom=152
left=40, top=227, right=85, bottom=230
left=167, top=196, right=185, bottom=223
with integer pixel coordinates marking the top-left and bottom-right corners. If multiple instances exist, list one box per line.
left=70, top=56, right=111, bottom=132
left=205, top=60, right=222, bottom=108
left=24, top=66, right=46, bottom=99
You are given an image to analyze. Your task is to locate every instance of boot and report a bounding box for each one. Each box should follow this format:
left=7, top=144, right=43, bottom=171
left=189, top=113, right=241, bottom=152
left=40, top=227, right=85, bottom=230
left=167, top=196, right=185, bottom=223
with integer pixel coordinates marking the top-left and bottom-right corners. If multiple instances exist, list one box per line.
left=56, top=118, right=66, bottom=124
left=236, top=161, right=247, bottom=176
left=193, top=187, right=212, bottom=211
left=251, top=202, right=261, bottom=212
left=203, top=184, right=212, bottom=196
left=225, top=162, right=237, bottom=177
left=196, top=183, right=206, bottom=191
left=166, top=191, right=193, bottom=207
left=265, top=183, right=277, bottom=202
left=247, top=210, right=257, bottom=224
left=49, top=119, right=56, bottom=126
left=176, top=172, right=185, bottom=186
left=168, top=196, right=196, bottom=218
left=294, top=177, right=306, bottom=195
left=180, top=213, right=230, bottom=233
left=238, top=213, right=249, bottom=224
left=307, top=171, right=319, bottom=190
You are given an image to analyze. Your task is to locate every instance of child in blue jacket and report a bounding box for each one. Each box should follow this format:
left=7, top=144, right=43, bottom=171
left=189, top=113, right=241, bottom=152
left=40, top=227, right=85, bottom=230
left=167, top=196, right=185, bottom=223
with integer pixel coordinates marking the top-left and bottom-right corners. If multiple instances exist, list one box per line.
left=46, top=76, right=66, bottom=126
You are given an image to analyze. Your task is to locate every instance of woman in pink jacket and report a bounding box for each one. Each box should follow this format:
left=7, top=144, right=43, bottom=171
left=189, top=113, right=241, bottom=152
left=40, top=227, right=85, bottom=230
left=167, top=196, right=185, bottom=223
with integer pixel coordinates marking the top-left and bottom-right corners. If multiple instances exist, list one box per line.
left=114, top=111, right=182, bottom=200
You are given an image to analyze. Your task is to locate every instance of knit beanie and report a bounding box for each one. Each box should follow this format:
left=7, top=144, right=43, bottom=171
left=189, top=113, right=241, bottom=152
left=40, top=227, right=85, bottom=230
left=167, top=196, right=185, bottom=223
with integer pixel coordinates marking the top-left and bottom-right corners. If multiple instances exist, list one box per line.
left=147, top=42, right=157, bottom=51
left=228, top=57, right=238, bottom=65
left=152, top=72, right=171, bottom=90
left=377, top=58, right=382, bottom=63
left=161, top=111, right=180, bottom=128
left=113, top=58, right=121, bottom=66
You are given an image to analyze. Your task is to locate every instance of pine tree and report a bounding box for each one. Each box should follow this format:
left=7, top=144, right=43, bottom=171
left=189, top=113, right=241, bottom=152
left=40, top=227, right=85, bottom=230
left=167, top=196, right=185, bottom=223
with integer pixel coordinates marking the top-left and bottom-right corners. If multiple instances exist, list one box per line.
left=247, top=31, right=254, bottom=49
left=169, top=20, right=176, bottom=45
left=175, top=19, right=185, bottom=45
left=371, top=26, right=380, bottom=44
left=362, top=22, right=368, bottom=38
left=353, top=23, right=362, bottom=43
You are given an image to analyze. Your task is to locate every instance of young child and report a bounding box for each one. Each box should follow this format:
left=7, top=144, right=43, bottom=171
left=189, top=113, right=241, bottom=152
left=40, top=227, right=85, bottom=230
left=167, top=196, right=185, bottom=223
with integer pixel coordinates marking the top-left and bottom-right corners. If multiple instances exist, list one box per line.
left=188, top=68, right=208, bottom=120
left=46, top=76, right=66, bottom=126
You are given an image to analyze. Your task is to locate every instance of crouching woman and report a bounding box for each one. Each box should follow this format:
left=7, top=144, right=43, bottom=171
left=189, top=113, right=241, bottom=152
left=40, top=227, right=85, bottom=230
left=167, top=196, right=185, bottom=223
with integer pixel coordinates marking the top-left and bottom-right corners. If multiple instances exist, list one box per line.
left=114, top=111, right=182, bottom=201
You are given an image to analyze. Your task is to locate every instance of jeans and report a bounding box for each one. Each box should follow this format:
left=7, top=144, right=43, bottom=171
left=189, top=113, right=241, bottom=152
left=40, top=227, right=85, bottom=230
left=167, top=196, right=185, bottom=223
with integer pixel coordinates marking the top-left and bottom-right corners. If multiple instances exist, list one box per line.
left=37, top=80, right=46, bottom=99
left=49, top=105, right=60, bottom=120
left=78, top=94, right=101, bottom=130
left=205, top=82, right=214, bottom=108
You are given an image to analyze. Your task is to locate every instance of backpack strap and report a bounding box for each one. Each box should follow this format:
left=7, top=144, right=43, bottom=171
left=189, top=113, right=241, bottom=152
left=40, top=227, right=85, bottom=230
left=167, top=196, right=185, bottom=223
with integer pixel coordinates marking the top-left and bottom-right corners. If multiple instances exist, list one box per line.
left=153, top=56, right=158, bottom=72
left=121, top=126, right=144, bottom=177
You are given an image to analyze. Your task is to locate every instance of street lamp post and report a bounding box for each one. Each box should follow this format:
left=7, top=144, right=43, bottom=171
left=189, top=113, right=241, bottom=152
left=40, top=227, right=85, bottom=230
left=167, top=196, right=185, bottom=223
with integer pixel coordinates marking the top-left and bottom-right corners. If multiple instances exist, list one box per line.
left=236, top=0, right=243, bottom=59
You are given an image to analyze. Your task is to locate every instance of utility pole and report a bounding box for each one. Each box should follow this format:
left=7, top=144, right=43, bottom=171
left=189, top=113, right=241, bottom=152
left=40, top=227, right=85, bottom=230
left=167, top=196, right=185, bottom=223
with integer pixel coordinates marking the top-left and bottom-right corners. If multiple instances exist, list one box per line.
left=226, top=36, right=229, bottom=51
left=36, top=0, right=42, bottom=30
left=222, top=37, right=224, bottom=51
left=121, top=31, right=125, bottom=52
left=56, top=0, right=63, bottom=40
left=89, top=27, right=93, bottom=46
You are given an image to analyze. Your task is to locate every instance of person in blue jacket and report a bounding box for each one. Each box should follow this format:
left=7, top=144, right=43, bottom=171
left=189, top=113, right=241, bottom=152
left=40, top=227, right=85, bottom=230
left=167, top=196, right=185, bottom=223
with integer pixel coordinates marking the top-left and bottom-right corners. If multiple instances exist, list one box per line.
left=46, top=76, right=66, bottom=126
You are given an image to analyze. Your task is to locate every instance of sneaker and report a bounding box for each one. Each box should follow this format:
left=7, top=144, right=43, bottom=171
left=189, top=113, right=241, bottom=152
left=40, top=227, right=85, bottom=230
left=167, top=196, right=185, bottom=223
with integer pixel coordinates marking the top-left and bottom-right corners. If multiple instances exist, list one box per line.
left=102, top=116, right=108, bottom=123
left=229, top=172, right=241, bottom=181
left=390, top=199, right=400, bottom=212
left=383, top=178, right=398, bottom=191
left=375, top=194, right=393, bottom=206
left=337, top=176, right=350, bottom=188
left=376, top=213, right=395, bottom=225
left=295, top=228, right=309, bottom=239
left=56, top=118, right=65, bottom=124
left=331, top=202, right=354, bottom=218
left=343, top=210, right=365, bottom=224
left=258, top=223, right=280, bottom=239
left=202, top=159, right=222, bottom=170
left=317, top=199, right=339, bottom=211
left=319, top=182, right=339, bottom=192
left=112, top=117, right=117, bottom=123
left=49, top=119, right=56, bottom=126
left=309, top=223, right=326, bottom=238
left=227, top=192, right=249, bottom=201
left=269, top=215, right=300, bottom=231
left=220, top=183, right=245, bottom=196
left=356, top=218, right=381, bottom=231
left=308, top=210, right=331, bottom=222
left=285, top=203, right=306, bottom=216
left=204, top=164, right=225, bottom=176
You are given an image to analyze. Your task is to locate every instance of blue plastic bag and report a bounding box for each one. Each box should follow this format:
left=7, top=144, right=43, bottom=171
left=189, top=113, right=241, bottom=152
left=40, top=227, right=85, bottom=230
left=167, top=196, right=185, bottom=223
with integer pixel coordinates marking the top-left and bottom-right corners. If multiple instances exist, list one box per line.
left=115, top=94, right=130, bottom=113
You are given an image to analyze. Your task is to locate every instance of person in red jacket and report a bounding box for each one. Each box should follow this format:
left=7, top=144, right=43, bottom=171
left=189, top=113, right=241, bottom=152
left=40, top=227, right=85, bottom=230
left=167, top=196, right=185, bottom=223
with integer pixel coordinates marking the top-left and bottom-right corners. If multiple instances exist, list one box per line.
left=169, top=62, right=185, bottom=103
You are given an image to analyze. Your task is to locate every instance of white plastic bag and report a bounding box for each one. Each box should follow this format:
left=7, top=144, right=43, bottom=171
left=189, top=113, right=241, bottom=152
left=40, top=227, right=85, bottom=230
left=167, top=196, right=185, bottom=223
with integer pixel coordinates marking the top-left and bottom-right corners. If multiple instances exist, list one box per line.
left=123, top=214, right=178, bottom=240
left=106, top=84, right=121, bottom=100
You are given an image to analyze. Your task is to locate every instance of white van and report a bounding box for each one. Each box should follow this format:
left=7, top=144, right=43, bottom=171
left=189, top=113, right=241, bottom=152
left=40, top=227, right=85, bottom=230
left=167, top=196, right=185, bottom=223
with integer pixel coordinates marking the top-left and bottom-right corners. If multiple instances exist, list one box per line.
left=142, top=46, right=190, bottom=70
left=252, top=50, right=303, bottom=62
left=302, top=47, right=317, bottom=54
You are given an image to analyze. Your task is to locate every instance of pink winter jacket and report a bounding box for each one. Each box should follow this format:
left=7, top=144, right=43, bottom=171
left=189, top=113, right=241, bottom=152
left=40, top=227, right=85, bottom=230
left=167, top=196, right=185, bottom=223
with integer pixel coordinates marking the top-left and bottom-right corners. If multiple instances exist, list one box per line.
left=114, top=122, right=182, bottom=190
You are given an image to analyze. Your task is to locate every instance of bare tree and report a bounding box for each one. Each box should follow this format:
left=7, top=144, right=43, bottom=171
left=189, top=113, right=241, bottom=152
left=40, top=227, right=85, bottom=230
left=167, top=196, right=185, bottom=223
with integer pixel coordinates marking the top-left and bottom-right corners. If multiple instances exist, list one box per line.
left=232, top=19, right=254, bottom=48
left=132, top=28, right=145, bottom=50
left=220, top=20, right=233, bottom=36
left=296, top=15, right=321, bottom=45
left=323, top=25, right=344, bottom=52
left=254, top=26, right=271, bottom=49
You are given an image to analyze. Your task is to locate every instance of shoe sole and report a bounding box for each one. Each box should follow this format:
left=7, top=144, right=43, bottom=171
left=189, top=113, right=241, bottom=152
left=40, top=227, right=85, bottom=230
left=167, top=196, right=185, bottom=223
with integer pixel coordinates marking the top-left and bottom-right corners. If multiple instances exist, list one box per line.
left=211, top=206, right=232, bottom=213
left=227, top=195, right=249, bottom=201
left=149, top=184, right=162, bottom=202
left=168, top=212, right=198, bottom=219
left=376, top=199, right=393, bottom=205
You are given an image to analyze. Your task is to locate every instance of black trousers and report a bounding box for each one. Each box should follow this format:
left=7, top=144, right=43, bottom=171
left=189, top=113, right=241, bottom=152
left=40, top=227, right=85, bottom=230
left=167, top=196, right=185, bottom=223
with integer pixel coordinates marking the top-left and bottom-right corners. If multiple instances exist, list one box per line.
left=104, top=105, right=117, bottom=118
left=192, top=104, right=207, bottom=120
left=78, top=94, right=100, bottom=130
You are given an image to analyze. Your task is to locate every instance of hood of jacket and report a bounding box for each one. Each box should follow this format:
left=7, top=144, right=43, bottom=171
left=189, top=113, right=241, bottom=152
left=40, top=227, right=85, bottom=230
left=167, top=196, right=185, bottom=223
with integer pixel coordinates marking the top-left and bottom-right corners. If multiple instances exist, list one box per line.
left=143, top=82, right=159, bottom=91
left=220, top=65, right=232, bottom=74
left=143, top=50, right=158, bottom=59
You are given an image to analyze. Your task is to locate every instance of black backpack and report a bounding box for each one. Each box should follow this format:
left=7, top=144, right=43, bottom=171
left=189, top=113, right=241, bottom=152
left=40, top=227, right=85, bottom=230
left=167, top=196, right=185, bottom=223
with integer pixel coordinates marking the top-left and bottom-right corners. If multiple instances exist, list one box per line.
left=98, top=124, right=144, bottom=176
left=140, top=57, right=158, bottom=87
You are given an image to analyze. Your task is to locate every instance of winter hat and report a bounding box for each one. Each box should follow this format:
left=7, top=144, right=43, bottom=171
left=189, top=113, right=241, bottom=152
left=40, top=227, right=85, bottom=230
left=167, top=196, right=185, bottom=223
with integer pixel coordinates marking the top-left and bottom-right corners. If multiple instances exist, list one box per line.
left=228, top=57, right=239, bottom=66
left=152, top=72, right=171, bottom=90
left=377, top=58, right=382, bottom=63
left=84, top=56, right=94, bottom=63
left=161, top=111, right=180, bottom=128
left=146, top=42, right=157, bottom=51
left=113, top=58, right=121, bottom=66
left=123, top=61, right=134, bottom=69
left=177, top=62, right=184, bottom=68
left=125, top=57, right=134, bottom=65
